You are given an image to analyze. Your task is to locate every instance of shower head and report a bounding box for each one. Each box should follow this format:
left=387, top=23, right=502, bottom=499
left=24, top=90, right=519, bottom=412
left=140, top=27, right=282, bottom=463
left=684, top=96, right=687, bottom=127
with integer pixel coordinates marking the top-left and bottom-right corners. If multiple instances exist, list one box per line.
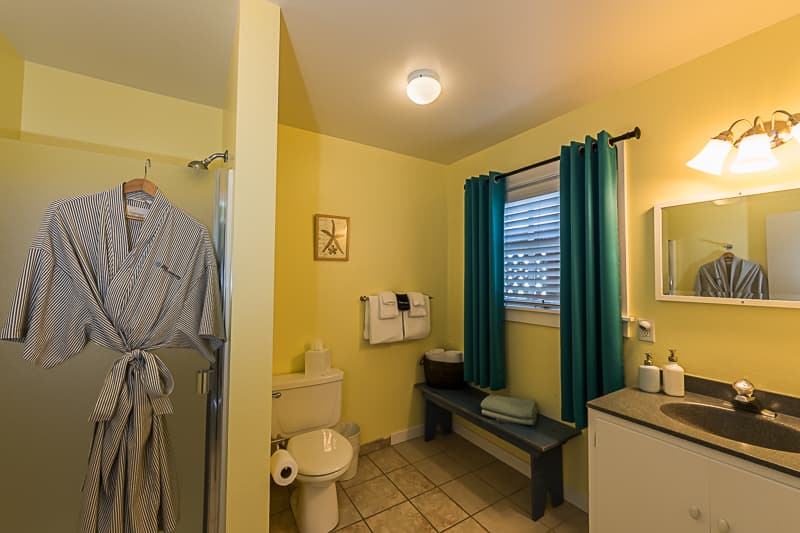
left=188, top=150, right=229, bottom=170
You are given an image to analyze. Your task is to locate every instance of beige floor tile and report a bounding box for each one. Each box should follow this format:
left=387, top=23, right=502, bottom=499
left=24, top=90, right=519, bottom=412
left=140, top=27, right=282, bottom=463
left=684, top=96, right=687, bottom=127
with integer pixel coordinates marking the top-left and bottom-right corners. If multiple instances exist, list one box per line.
left=339, top=455, right=383, bottom=489
left=366, top=501, right=437, bottom=533
left=473, top=499, right=549, bottom=533
left=386, top=464, right=435, bottom=499
left=336, top=520, right=371, bottom=533
left=345, top=475, right=406, bottom=518
left=393, top=437, right=444, bottom=463
left=416, top=451, right=470, bottom=485
left=270, top=482, right=290, bottom=515
left=369, top=446, right=410, bottom=473
left=445, top=443, right=497, bottom=472
left=444, top=517, right=489, bottom=532
left=269, top=509, right=298, bottom=533
left=411, top=487, right=468, bottom=531
left=474, top=460, right=530, bottom=496
left=360, top=438, right=390, bottom=456
left=441, top=472, right=503, bottom=515
left=509, top=489, right=582, bottom=530
left=553, top=511, right=588, bottom=533
left=335, top=485, right=362, bottom=530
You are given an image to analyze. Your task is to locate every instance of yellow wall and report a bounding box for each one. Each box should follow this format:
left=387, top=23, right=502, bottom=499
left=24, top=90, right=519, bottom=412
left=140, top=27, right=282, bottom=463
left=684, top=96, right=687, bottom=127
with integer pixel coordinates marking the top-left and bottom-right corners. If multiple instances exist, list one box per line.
left=224, top=0, right=281, bottom=528
left=273, top=124, right=448, bottom=443
left=445, top=15, right=800, bottom=503
left=0, top=33, right=23, bottom=138
left=20, top=62, right=223, bottom=162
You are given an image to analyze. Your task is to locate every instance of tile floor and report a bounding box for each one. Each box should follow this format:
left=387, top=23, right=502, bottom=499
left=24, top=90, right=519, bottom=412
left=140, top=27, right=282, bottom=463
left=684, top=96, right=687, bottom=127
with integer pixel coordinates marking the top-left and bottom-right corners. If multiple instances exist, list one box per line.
left=270, top=432, right=588, bottom=533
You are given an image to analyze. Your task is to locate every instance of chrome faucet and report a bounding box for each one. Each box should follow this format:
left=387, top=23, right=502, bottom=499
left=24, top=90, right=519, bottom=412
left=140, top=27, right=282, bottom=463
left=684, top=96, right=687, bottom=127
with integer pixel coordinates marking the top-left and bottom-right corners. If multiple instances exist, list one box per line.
left=732, top=379, right=777, bottom=418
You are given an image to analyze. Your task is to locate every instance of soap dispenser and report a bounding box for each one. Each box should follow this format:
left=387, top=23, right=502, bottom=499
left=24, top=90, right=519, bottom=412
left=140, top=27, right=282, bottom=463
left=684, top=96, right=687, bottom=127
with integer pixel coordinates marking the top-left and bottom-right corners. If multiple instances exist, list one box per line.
left=638, top=353, right=661, bottom=393
left=662, top=348, right=685, bottom=397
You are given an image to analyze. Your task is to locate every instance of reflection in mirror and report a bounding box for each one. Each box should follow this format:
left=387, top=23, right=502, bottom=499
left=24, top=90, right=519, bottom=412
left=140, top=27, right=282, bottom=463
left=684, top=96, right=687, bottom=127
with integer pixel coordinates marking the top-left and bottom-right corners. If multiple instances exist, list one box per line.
left=656, top=185, right=800, bottom=306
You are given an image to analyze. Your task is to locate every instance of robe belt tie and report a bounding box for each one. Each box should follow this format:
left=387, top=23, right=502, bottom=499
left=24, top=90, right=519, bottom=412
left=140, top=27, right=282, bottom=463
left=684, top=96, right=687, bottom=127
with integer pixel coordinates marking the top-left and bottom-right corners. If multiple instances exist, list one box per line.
left=89, top=348, right=175, bottom=422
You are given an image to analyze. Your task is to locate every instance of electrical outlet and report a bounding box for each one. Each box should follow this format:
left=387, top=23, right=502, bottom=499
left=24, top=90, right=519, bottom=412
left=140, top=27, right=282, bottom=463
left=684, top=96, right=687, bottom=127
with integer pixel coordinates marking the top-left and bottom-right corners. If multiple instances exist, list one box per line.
left=638, top=319, right=655, bottom=343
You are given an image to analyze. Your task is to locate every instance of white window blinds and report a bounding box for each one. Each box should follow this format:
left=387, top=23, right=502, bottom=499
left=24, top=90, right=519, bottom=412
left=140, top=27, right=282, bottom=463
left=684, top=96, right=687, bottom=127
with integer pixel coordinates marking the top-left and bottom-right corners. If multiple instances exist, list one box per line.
left=503, top=162, right=560, bottom=311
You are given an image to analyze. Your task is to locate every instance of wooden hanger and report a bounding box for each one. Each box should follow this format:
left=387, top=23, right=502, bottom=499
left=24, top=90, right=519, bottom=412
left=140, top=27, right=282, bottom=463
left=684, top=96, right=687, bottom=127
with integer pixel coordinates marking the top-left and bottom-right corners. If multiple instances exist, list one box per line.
left=123, top=159, right=158, bottom=220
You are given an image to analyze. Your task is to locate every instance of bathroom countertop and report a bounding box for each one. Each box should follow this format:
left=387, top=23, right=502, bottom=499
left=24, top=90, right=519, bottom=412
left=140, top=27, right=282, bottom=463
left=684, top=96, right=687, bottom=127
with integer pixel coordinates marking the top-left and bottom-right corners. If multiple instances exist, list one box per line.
left=588, top=386, right=800, bottom=479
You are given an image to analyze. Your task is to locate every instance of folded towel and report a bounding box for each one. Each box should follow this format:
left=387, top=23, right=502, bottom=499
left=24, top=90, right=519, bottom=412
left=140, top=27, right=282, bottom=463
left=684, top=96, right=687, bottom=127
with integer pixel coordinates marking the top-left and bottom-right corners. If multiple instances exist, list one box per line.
left=364, top=296, right=403, bottom=344
left=378, top=291, right=399, bottom=319
left=407, top=292, right=428, bottom=317
left=481, top=409, right=537, bottom=426
left=480, top=395, right=538, bottom=420
left=402, top=294, right=431, bottom=340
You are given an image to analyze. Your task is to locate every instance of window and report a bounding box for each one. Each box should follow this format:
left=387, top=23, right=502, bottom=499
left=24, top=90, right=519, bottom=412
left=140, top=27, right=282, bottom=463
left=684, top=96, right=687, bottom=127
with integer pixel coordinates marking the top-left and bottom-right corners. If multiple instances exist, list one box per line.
left=502, top=146, right=629, bottom=329
left=503, top=174, right=560, bottom=312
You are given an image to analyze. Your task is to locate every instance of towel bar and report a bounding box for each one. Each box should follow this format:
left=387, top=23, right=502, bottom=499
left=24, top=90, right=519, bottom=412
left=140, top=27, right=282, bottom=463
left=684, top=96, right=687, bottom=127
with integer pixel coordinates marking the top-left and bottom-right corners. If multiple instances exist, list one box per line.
left=359, top=294, right=433, bottom=301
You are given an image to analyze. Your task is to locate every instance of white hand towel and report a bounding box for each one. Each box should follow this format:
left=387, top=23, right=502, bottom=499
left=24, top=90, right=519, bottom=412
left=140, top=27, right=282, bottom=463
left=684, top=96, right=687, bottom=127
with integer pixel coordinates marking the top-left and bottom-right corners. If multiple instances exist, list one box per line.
left=378, top=291, right=399, bottom=319
left=364, top=296, right=403, bottom=344
left=407, top=291, right=428, bottom=317
left=402, top=294, right=430, bottom=340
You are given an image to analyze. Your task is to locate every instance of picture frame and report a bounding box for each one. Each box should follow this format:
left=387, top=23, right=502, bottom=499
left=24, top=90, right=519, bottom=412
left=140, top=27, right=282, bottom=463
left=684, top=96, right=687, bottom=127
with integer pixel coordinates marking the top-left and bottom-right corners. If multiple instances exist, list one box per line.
left=313, top=214, right=350, bottom=261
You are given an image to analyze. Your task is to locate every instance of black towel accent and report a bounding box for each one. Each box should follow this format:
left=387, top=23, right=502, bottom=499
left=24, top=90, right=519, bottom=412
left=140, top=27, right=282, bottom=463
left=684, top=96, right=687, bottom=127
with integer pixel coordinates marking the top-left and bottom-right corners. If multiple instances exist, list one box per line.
left=396, top=293, right=410, bottom=311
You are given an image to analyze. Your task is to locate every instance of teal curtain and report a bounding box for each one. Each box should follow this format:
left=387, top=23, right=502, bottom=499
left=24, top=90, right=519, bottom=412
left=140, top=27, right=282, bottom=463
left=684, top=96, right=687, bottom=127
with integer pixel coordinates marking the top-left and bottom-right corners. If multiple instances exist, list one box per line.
left=464, top=172, right=506, bottom=390
left=560, top=131, right=624, bottom=429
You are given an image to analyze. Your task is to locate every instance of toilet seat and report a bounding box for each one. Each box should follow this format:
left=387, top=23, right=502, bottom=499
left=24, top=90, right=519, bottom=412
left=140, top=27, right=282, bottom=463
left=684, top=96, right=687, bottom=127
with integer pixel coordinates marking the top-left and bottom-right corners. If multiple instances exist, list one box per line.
left=287, top=428, right=353, bottom=476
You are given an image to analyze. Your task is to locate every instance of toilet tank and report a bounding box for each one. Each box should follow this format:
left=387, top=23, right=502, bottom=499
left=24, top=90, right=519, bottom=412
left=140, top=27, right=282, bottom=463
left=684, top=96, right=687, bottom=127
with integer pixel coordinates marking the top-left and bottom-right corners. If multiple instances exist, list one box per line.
left=271, top=368, right=343, bottom=438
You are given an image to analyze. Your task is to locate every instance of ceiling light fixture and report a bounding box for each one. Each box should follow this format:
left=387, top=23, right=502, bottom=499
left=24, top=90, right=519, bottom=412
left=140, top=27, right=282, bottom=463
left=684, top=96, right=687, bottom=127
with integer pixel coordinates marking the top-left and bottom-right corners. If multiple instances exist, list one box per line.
left=686, top=110, right=800, bottom=175
left=406, top=69, right=441, bottom=105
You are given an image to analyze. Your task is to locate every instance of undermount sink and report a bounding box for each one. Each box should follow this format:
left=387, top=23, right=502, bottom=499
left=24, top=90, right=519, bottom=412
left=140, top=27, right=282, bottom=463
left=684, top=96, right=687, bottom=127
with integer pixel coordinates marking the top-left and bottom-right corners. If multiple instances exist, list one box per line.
left=660, top=402, right=800, bottom=453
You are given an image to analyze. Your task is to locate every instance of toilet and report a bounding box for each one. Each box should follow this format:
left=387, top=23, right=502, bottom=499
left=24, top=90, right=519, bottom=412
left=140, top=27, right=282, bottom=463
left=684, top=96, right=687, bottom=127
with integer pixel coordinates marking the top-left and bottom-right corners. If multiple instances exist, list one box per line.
left=272, top=368, right=353, bottom=533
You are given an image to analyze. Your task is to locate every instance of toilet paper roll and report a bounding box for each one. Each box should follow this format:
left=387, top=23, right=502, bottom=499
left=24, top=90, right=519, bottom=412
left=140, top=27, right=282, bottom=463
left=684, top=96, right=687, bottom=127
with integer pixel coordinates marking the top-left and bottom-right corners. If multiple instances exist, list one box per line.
left=270, top=449, right=298, bottom=486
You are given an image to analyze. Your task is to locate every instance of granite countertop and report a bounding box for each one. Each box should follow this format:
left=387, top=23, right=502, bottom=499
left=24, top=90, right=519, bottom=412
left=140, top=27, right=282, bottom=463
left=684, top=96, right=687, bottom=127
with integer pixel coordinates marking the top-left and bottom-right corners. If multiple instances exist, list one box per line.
left=587, top=384, right=800, bottom=479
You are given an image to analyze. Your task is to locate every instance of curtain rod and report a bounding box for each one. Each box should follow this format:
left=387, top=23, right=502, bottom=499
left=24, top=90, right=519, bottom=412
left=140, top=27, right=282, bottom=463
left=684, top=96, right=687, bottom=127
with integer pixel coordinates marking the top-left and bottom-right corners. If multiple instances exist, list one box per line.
left=497, top=126, right=641, bottom=180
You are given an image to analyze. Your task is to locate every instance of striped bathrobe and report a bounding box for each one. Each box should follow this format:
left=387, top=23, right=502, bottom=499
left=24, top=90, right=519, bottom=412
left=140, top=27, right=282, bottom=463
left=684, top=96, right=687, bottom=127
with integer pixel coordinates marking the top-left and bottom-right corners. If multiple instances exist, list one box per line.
left=1, top=185, right=225, bottom=533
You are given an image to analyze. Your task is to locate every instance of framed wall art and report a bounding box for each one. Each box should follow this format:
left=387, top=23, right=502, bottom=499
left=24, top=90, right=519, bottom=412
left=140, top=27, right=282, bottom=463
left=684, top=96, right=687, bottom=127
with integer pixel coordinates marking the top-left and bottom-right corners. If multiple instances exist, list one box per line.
left=314, top=214, right=350, bottom=261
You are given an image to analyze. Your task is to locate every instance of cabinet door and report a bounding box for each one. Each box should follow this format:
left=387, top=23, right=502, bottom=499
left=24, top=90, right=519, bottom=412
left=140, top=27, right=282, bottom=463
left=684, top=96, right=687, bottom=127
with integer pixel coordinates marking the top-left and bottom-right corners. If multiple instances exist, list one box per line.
left=708, top=459, right=800, bottom=533
left=590, top=414, right=709, bottom=533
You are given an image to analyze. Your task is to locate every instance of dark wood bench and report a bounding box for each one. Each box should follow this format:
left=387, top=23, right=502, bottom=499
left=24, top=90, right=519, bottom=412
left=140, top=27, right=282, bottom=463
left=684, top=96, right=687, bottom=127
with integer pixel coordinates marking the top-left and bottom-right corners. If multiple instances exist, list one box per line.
left=415, top=383, right=580, bottom=521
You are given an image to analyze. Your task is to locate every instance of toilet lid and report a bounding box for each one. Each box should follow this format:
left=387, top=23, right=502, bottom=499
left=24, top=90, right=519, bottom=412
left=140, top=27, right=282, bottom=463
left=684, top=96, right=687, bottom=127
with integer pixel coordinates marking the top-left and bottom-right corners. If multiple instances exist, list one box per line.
left=287, top=429, right=353, bottom=476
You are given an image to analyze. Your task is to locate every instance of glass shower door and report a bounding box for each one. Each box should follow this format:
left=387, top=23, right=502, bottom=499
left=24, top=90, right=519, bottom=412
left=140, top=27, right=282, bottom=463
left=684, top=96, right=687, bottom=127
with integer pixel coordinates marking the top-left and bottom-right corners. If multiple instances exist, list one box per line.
left=0, top=138, right=220, bottom=532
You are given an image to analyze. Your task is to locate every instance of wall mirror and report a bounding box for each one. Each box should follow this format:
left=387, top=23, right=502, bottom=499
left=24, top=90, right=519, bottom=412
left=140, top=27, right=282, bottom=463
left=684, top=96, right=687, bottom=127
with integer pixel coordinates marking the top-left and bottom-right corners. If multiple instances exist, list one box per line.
left=654, top=184, right=800, bottom=308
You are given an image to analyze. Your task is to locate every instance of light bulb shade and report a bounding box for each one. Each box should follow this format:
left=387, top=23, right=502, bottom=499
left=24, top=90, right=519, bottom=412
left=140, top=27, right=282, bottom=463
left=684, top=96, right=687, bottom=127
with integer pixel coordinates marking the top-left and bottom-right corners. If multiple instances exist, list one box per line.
left=730, top=133, right=778, bottom=173
left=792, top=122, right=800, bottom=145
left=406, top=69, right=441, bottom=105
left=686, top=138, right=732, bottom=175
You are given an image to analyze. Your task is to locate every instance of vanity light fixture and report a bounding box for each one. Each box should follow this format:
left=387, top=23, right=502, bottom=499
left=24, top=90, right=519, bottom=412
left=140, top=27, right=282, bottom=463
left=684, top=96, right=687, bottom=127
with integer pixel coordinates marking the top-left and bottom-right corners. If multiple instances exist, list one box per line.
left=686, top=110, right=800, bottom=175
left=406, top=69, right=441, bottom=105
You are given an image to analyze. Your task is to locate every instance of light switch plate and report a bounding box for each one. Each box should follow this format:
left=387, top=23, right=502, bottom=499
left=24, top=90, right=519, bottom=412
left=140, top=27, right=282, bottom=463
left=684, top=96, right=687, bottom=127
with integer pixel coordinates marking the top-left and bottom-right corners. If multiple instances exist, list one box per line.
left=637, top=319, right=655, bottom=343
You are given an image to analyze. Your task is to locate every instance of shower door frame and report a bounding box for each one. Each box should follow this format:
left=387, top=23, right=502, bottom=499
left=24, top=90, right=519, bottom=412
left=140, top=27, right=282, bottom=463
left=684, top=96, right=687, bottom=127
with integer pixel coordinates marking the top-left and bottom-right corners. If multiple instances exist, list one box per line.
left=204, top=168, right=234, bottom=533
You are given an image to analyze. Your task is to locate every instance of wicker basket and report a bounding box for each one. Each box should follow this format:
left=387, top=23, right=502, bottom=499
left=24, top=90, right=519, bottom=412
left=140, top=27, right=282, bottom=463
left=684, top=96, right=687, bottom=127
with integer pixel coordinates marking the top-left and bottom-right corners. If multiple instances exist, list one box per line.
left=420, top=354, right=464, bottom=389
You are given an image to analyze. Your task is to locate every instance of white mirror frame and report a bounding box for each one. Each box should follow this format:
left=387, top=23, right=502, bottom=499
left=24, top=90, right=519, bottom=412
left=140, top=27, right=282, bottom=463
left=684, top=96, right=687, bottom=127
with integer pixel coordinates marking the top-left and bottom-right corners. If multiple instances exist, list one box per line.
left=654, top=182, right=800, bottom=308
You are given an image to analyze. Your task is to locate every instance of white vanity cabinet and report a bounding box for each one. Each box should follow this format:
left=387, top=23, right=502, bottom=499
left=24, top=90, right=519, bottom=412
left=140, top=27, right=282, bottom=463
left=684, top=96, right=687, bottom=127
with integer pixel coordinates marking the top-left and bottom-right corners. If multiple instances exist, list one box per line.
left=589, top=410, right=800, bottom=533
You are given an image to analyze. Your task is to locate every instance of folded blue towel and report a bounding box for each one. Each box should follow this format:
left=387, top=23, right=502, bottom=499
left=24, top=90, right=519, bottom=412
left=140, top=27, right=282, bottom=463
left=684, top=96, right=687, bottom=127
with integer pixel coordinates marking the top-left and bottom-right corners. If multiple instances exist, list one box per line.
left=481, top=409, right=537, bottom=426
left=480, top=394, right=538, bottom=420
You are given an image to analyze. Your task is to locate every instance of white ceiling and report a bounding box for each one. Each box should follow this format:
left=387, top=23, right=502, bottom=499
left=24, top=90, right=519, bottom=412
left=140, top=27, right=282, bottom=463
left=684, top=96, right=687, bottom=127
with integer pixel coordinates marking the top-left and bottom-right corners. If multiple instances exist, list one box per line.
left=1, top=1, right=799, bottom=163
left=0, top=0, right=237, bottom=107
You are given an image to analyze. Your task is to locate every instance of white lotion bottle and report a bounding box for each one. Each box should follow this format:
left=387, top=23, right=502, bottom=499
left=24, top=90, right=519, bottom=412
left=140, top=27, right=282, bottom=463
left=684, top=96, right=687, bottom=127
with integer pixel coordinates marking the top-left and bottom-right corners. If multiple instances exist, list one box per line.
left=638, top=353, right=661, bottom=393
left=662, top=348, right=685, bottom=397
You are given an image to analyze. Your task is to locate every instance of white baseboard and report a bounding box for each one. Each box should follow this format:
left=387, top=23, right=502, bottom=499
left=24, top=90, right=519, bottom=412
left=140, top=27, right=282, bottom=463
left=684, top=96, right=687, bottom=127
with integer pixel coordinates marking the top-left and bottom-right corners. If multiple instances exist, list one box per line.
left=390, top=425, right=424, bottom=445
left=452, top=422, right=530, bottom=478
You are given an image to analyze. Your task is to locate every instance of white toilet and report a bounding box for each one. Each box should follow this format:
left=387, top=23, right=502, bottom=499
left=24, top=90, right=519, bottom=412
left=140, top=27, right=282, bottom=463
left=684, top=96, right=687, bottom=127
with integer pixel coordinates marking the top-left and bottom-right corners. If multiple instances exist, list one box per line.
left=272, top=368, right=353, bottom=533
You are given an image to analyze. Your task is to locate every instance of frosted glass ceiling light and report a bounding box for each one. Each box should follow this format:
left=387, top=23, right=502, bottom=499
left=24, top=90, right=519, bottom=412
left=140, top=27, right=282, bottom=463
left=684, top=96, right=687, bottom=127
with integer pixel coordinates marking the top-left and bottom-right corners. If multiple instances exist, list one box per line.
left=406, top=69, right=441, bottom=105
left=731, top=120, right=778, bottom=174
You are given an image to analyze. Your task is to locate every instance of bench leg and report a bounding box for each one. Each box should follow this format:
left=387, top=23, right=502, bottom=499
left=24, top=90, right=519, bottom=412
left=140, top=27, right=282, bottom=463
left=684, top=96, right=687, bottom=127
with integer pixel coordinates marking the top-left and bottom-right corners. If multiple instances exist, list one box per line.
left=424, top=400, right=453, bottom=441
left=529, top=446, right=564, bottom=521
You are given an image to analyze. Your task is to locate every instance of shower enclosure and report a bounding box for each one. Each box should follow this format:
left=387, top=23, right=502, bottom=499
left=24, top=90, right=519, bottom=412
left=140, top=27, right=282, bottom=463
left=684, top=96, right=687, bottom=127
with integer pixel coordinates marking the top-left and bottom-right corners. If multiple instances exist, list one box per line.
left=0, top=138, right=230, bottom=533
